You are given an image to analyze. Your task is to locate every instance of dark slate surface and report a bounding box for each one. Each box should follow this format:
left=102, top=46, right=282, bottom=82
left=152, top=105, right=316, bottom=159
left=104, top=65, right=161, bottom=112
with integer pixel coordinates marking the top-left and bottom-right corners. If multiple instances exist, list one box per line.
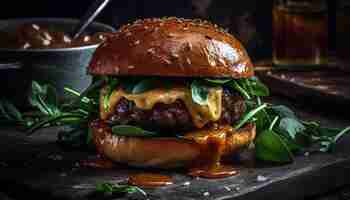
left=0, top=98, right=349, bottom=200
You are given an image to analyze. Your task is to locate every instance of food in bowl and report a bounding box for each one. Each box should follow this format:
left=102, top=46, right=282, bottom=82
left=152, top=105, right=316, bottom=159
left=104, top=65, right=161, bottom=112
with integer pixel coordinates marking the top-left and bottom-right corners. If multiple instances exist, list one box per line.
left=0, top=23, right=107, bottom=49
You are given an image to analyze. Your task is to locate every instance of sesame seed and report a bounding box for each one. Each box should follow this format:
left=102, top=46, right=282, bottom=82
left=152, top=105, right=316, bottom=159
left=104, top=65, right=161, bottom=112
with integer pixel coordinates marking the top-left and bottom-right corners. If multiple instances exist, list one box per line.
left=63, top=35, right=72, bottom=43
left=125, top=32, right=132, bottom=37
left=32, top=24, right=40, bottom=30
left=144, top=26, right=149, bottom=30
left=186, top=58, right=192, bottom=65
left=23, top=42, right=31, bottom=49
left=147, top=48, right=156, bottom=54
left=203, top=192, right=210, bottom=196
left=210, top=60, right=216, bottom=66
left=219, top=58, right=226, bottom=64
left=224, top=186, right=231, bottom=191
left=163, top=58, right=172, bottom=65
left=159, top=22, right=164, bottom=26
left=187, top=42, right=193, bottom=51
left=168, top=33, right=176, bottom=38
left=128, top=65, right=135, bottom=69
left=134, top=40, right=140, bottom=45
left=171, top=53, right=179, bottom=58
left=83, top=36, right=90, bottom=42
left=42, top=39, right=51, bottom=46
left=114, top=67, right=120, bottom=73
left=183, top=27, right=189, bottom=30
left=43, top=32, right=53, bottom=41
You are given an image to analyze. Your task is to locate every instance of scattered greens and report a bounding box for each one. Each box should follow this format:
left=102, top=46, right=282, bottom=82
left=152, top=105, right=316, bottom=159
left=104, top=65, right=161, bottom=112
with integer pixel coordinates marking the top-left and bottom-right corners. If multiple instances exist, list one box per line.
left=95, top=182, right=147, bottom=197
left=2, top=76, right=350, bottom=163
left=0, top=98, right=23, bottom=122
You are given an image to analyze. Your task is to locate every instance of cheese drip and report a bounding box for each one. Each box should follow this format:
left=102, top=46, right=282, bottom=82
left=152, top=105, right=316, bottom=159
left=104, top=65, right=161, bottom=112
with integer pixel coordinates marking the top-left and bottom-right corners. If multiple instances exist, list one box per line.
left=100, top=86, right=223, bottom=128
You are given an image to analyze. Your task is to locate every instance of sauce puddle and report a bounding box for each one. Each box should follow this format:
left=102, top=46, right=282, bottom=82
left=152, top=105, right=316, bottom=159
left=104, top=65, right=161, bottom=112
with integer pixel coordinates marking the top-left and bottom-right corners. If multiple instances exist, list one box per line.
left=189, top=164, right=238, bottom=179
left=186, top=125, right=240, bottom=178
left=128, top=173, right=173, bottom=188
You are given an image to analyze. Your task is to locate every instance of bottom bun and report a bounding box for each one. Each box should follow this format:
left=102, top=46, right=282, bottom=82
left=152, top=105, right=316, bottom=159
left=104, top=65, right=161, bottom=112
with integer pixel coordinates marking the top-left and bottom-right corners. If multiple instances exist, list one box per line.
left=91, top=121, right=256, bottom=169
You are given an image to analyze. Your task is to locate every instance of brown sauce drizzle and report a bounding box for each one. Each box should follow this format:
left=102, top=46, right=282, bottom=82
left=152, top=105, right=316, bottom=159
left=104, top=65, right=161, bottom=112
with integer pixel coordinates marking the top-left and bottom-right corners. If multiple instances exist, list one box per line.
left=186, top=125, right=239, bottom=179
left=128, top=173, right=173, bottom=188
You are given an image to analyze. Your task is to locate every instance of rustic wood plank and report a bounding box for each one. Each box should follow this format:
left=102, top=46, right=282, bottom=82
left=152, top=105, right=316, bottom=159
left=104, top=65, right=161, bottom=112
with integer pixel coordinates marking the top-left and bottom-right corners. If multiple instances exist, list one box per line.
left=0, top=98, right=349, bottom=200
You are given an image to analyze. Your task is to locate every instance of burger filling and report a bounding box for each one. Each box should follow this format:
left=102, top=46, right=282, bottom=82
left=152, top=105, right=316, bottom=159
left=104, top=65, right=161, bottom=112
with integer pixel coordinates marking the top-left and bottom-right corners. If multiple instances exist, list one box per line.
left=98, top=78, right=246, bottom=134
left=103, top=89, right=245, bottom=133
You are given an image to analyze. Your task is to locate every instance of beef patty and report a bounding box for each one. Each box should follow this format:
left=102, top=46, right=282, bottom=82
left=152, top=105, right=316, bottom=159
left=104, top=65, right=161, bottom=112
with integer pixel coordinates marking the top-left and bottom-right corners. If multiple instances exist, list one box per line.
left=107, top=89, right=246, bottom=133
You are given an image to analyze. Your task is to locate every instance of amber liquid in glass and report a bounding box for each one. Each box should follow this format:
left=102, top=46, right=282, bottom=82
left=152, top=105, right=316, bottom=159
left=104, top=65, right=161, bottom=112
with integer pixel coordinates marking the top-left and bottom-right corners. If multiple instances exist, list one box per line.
left=273, top=3, right=328, bottom=66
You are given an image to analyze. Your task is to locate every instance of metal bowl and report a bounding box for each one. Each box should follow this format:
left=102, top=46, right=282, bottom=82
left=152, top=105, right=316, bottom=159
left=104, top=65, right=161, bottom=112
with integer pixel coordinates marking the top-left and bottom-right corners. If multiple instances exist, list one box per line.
left=0, top=18, right=115, bottom=106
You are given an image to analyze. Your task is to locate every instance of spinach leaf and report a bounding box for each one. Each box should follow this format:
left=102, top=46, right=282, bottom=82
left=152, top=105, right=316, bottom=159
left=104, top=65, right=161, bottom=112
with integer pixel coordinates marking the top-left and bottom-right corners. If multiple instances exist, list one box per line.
left=228, top=81, right=251, bottom=99
left=319, top=126, right=350, bottom=152
left=0, top=99, right=22, bottom=121
left=255, top=129, right=293, bottom=163
left=65, top=79, right=104, bottom=106
left=103, top=78, right=119, bottom=111
left=112, top=125, right=159, bottom=137
left=235, top=104, right=267, bottom=129
left=204, top=78, right=232, bottom=85
left=191, top=80, right=209, bottom=106
left=247, top=77, right=270, bottom=97
left=96, top=182, right=146, bottom=197
left=30, top=81, right=61, bottom=116
left=279, top=118, right=305, bottom=139
left=272, top=105, right=296, bottom=119
left=132, top=79, right=158, bottom=94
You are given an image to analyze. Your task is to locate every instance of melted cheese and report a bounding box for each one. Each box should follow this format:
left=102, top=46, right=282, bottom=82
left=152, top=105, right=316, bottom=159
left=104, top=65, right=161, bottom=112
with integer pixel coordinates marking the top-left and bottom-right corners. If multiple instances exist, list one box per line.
left=100, top=86, right=223, bottom=128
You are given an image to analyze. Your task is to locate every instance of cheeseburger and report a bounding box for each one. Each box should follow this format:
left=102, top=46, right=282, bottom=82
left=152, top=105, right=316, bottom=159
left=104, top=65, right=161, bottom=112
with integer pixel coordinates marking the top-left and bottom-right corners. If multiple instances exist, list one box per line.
left=88, top=17, right=256, bottom=176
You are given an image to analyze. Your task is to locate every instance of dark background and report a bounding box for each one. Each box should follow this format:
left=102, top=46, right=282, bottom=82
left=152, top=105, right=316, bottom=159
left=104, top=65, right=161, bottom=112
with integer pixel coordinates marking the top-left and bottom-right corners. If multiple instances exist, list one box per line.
left=0, top=0, right=336, bottom=61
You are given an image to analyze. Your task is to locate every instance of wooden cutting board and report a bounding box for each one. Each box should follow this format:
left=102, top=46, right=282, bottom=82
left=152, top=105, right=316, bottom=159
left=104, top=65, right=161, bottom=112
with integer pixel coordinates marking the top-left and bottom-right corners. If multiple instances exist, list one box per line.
left=0, top=98, right=349, bottom=200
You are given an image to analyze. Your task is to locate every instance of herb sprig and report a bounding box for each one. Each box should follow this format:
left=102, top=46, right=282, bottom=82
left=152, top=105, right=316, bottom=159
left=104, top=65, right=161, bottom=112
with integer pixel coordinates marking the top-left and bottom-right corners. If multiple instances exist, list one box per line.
left=95, top=182, right=147, bottom=197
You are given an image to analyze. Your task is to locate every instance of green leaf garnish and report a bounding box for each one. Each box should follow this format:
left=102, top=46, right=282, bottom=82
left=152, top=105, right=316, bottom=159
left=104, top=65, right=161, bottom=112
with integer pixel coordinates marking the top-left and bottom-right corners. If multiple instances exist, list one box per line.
left=95, top=182, right=147, bottom=197
left=112, top=125, right=159, bottom=137
left=255, top=129, right=293, bottom=163
left=0, top=99, right=23, bottom=121
left=228, top=81, right=251, bottom=99
left=191, top=80, right=210, bottom=105
left=204, top=78, right=232, bottom=84
left=246, top=77, right=270, bottom=97
left=132, top=79, right=158, bottom=94
left=279, top=118, right=305, bottom=139
left=235, top=103, right=267, bottom=129
left=103, top=78, right=119, bottom=111
left=271, top=105, right=296, bottom=119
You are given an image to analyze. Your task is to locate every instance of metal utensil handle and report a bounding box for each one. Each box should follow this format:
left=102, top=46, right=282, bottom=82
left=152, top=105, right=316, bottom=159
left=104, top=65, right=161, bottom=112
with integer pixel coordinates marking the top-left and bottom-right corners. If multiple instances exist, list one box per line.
left=0, top=62, right=22, bottom=69
left=71, top=0, right=112, bottom=39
